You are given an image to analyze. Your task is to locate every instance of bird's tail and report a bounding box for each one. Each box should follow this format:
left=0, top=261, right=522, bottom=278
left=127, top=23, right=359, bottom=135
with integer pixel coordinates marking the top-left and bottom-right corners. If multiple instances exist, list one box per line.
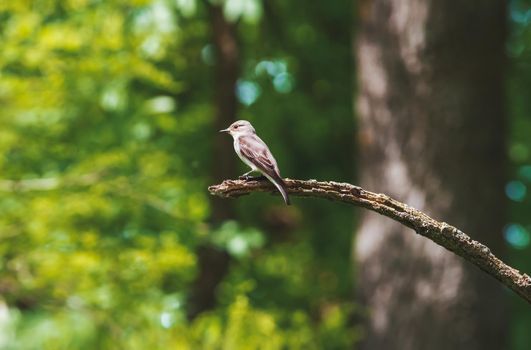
left=266, top=174, right=290, bottom=205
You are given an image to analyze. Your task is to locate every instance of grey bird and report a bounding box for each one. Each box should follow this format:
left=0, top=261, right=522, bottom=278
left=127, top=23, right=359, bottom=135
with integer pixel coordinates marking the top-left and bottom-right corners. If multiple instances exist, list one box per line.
left=220, top=120, right=291, bottom=205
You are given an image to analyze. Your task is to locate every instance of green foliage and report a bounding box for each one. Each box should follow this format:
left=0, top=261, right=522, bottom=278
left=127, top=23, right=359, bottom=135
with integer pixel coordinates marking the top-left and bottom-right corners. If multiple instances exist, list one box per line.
left=0, top=0, right=358, bottom=348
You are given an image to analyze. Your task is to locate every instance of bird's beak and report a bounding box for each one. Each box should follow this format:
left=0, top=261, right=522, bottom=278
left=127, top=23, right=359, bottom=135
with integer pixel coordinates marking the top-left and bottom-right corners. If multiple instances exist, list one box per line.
left=219, top=128, right=230, bottom=133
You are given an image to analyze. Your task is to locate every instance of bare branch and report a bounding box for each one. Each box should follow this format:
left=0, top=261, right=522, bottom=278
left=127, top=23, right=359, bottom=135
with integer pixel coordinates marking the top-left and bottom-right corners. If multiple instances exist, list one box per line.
left=209, top=178, right=531, bottom=304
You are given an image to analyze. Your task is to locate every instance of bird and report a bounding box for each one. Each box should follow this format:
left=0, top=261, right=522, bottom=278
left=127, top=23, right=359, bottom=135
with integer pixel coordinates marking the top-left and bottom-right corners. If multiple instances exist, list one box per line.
left=220, top=120, right=291, bottom=205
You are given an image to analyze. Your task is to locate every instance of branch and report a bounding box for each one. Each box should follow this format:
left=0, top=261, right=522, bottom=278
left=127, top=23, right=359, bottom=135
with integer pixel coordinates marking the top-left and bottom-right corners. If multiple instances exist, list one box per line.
left=209, top=178, right=531, bottom=304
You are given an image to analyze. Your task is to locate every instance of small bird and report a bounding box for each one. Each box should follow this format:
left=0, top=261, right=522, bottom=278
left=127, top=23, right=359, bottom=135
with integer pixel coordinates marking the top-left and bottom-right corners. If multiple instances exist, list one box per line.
left=220, top=120, right=291, bottom=205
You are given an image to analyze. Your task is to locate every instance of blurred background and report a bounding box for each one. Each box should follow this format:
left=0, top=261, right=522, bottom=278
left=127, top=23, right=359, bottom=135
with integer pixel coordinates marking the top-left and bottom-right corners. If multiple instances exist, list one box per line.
left=0, top=0, right=529, bottom=349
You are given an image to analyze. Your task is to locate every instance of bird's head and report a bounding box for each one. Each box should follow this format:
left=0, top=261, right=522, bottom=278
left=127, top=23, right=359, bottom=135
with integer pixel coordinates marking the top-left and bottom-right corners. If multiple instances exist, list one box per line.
left=219, top=120, right=256, bottom=137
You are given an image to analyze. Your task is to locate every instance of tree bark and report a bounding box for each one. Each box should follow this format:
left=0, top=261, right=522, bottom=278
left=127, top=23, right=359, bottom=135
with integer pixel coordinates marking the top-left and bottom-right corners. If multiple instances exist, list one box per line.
left=208, top=3, right=239, bottom=223
left=355, top=1, right=508, bottom=349
left=187, top=3, right=239, bottom=320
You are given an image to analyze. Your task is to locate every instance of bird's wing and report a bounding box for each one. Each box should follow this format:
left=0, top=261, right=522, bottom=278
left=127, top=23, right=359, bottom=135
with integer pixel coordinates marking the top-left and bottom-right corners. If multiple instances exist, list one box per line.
left=238, top=135, right=281, bottom=177
left=238, top=134, right=290, bottom=205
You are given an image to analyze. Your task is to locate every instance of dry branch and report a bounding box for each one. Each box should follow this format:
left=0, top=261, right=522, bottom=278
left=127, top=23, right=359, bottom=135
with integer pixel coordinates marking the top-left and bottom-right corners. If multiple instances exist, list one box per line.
left=209, top=178, right=531, bottom=304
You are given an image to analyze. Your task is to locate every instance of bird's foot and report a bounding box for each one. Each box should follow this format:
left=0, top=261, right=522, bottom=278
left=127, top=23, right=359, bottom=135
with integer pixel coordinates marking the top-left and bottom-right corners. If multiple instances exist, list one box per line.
left=239, top=175, right=267, bottom=181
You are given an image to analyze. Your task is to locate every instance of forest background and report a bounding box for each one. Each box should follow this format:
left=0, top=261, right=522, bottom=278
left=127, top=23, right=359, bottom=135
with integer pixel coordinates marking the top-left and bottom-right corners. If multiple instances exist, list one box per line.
left=0, top=0, right=530, bottom=349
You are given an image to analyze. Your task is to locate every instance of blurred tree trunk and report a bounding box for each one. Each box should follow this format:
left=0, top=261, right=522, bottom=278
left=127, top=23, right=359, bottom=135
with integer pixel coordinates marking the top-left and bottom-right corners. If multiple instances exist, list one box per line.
left=354, top=1, right=507, bottom=349
left=187, top=4, right=239, bottom=320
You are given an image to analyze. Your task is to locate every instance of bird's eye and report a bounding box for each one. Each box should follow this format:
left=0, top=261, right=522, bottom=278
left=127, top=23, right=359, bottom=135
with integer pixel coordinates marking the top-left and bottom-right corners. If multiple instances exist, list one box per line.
left=233, top=125, right=239, bottom=129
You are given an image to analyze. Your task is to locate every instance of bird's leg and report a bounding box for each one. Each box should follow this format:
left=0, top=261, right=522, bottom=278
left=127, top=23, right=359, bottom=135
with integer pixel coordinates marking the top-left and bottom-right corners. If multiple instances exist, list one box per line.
left=239, top=170, right=254, bottom=179
left=241, top=175, right=267, bottom=181
left=239, top=170, right=266, bottom=181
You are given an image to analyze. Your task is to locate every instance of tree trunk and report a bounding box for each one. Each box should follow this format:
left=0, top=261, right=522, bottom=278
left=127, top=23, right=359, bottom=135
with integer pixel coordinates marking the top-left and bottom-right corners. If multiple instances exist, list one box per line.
left=354, top=1, right=508, bottom=349
left=187, top=4, right=239, bottom=320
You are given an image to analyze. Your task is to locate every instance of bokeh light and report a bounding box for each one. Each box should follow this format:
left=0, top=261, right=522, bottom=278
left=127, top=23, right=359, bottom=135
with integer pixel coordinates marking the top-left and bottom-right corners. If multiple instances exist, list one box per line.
left=236, top=80, right=261, bottom=106
left=506, top=181, right=527, bottom=202
left=504, top=224, right=531, bottom=249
